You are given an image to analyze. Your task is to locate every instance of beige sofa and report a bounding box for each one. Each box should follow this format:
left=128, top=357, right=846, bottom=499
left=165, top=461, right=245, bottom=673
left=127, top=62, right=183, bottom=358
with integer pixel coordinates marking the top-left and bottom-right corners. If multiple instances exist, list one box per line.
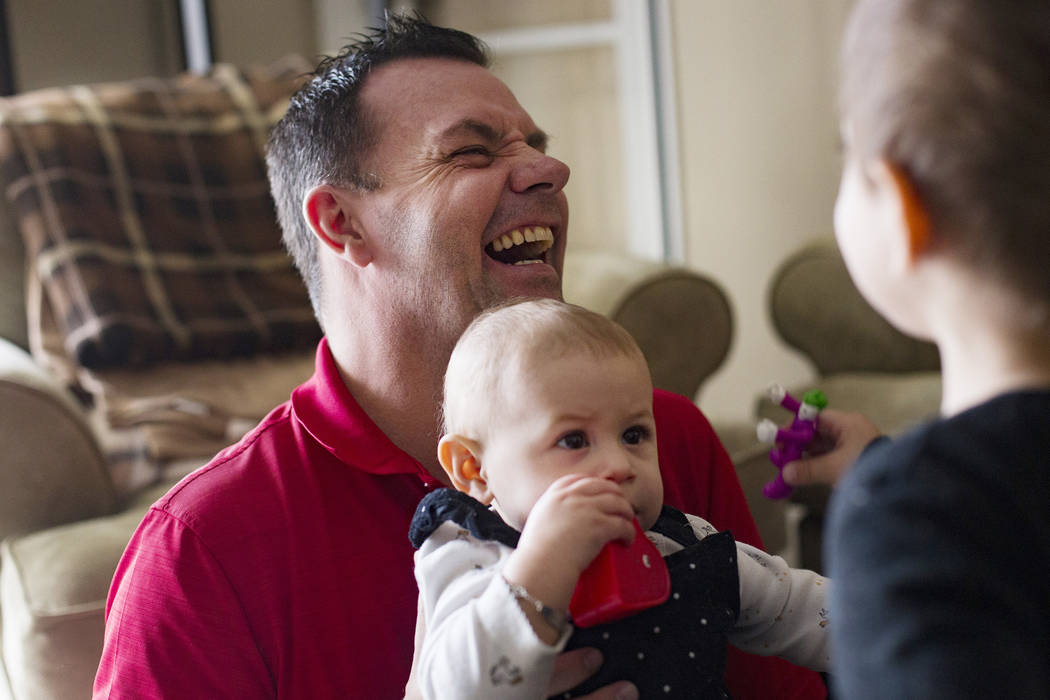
left=0, top=60, right=742, bottom=700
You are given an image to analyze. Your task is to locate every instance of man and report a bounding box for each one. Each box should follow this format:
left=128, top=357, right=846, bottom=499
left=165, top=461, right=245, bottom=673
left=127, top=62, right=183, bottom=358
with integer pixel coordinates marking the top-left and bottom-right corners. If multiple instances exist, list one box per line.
left=94, top=15, right=825, bottom=699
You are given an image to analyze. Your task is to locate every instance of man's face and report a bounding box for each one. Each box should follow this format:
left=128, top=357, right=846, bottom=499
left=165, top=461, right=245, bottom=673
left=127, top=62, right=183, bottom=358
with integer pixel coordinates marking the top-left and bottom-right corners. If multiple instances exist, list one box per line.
left=351, top=58, right=570, bottom=345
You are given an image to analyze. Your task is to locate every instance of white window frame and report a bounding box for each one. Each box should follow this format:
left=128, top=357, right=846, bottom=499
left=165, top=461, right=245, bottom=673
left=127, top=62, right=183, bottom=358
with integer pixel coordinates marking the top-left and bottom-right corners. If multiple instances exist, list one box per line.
left=179, top=0, right=214, bottom=73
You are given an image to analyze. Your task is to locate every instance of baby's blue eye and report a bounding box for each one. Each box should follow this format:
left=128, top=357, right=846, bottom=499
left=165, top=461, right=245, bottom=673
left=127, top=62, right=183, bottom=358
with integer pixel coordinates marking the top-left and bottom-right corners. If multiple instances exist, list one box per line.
left=622, top=426, right=650, bottom=445
left=556, top=431, right=588, bottom=449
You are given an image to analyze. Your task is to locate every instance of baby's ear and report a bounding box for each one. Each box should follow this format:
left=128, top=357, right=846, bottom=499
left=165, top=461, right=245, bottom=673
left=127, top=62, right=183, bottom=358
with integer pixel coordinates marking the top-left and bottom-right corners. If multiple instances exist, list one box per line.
left=437, top=435, right=492, bottom=503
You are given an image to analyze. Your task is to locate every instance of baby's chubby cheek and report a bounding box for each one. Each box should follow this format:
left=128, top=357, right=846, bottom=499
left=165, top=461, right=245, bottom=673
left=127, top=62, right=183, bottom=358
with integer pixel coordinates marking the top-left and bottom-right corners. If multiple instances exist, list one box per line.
left=635, top=489, right=664, bottom=531
left=637, top=507, right=661, bottom=532
left=625, top=495, right=659, bottom=528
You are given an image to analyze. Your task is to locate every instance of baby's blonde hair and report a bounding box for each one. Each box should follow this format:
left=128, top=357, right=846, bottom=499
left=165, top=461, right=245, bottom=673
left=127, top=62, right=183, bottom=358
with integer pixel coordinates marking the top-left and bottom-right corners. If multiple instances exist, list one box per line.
left=442, top=298, right=647, bottom=441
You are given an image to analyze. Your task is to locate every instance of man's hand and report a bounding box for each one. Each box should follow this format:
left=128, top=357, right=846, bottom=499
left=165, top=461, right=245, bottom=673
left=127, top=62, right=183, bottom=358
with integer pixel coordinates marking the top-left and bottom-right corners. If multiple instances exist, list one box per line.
left=549, top=648, right=638, bottom=700
left=405, top=606, right=639, bottom=700
left=781, top=408, right=881, bottom=486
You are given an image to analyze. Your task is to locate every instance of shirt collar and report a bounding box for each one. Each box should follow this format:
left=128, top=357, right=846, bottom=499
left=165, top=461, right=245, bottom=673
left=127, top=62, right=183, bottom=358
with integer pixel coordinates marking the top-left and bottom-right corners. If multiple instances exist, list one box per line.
left=291, top=337, right=428, bottom=478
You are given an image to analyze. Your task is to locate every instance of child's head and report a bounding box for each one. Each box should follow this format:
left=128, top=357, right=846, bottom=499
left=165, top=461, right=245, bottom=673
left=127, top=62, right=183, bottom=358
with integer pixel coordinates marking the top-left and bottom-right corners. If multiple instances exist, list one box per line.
left=438, top=298, right=664, bottom=531
left=835, top=0, right=1050, bottom=331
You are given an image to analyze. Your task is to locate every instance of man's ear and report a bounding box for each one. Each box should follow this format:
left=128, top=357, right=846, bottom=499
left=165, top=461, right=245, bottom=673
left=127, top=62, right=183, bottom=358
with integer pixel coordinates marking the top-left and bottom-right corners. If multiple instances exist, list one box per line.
left=437, top=435, right=492, bottom=504
left=302, top=184, right=373, bottom=267
left=882, top=160, right=933, bottom=266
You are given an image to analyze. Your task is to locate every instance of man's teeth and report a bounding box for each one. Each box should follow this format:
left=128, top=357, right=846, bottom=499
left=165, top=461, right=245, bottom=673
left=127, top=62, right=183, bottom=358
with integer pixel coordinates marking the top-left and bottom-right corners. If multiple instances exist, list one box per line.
left=490, top=226, right=553, bottom=253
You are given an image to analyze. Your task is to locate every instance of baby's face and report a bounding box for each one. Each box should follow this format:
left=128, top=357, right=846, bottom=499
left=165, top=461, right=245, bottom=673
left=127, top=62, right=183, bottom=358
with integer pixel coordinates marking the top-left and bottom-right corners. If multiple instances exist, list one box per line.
left=478, top=349, right=664, bottom=532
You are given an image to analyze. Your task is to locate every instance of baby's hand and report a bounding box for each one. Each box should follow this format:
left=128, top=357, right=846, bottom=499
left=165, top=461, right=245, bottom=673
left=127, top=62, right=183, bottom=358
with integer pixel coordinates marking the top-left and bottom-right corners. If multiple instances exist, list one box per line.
left=524, top=474, right=636, bottom=573
left=503, top=474, right=635, bottom=617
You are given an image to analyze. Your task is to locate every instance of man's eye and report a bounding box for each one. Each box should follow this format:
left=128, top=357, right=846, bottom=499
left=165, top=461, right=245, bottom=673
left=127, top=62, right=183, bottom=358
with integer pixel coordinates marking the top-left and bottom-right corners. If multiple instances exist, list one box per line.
left=453, top=146, right=492, bottom=159
left=622, top=426, right=650, bottom=445
left=556, top=431, right=588, bottom=450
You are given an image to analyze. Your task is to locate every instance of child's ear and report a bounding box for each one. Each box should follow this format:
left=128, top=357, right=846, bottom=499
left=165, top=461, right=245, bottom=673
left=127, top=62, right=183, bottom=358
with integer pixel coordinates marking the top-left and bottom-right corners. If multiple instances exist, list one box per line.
left=437, top=435, right=493, bottom=504
left=883, top=160, right=933, bottom=266
left=302, top=184, right=374, bottom=267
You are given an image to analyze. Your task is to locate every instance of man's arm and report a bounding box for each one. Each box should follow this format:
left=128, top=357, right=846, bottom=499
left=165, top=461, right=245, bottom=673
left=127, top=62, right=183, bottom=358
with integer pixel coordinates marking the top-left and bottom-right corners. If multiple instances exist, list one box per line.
left=652, top=390, right=828, bottom=700
left=94, top=509, right=270, bottom=698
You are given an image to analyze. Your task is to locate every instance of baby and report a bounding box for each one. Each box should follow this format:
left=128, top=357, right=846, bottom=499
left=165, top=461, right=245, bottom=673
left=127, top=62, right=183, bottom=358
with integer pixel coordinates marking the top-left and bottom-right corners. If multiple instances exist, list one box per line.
left=410, top=298, right=830, bottom=699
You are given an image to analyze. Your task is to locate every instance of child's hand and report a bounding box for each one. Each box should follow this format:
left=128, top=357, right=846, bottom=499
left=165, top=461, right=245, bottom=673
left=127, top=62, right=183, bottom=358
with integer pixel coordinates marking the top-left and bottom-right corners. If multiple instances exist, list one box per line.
left=781, top=408, right=881, bottom=486
left=502, top=474, right=635, bottom=627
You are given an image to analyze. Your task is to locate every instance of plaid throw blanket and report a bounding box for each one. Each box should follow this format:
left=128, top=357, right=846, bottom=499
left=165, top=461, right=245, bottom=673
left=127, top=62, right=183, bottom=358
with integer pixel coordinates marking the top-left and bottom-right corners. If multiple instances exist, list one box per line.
left=0, top=55, right=320, bottom=370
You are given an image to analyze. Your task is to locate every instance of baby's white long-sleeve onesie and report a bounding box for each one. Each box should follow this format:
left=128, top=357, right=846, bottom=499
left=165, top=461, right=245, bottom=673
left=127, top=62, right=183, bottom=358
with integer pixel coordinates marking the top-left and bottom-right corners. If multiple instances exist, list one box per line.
left=414, top=513, right=830, bottom=700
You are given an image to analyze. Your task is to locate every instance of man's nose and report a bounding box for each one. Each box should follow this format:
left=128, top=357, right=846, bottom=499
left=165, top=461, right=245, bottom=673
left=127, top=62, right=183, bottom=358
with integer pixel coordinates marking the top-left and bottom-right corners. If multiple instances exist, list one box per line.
left=509, top=148, right=570, bottom=194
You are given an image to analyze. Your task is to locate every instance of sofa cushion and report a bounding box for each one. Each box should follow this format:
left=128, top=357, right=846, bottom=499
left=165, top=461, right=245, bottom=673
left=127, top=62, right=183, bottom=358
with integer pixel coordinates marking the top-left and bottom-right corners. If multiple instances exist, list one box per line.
left=0, top=55, right=320, bottom=372
left=82, top=349, right=315, bottom=494
left=0, top=482, right=168, bottom=700
left=755, top=371, right=943, bottom=441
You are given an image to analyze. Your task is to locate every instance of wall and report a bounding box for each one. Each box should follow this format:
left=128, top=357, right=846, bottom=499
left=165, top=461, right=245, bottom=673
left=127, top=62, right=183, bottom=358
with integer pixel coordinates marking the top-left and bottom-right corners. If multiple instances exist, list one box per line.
left=210, top=0, right=319, bottom=67
left=6, top=0, right=182, bottom=90
left=671, top=0, right=853, bottom=423
left=4, top=0, right=322, bottom=92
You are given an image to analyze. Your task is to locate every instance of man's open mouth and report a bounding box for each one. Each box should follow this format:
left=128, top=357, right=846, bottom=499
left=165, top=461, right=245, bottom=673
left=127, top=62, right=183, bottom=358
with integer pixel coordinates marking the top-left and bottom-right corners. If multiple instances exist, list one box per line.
left=485, top=226, right=554, bottom=265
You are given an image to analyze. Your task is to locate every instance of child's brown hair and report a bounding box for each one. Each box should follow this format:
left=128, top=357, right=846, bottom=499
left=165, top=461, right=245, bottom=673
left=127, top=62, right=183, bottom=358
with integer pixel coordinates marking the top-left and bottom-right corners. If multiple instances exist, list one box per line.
left=840, top=0, right=1050, bottom=323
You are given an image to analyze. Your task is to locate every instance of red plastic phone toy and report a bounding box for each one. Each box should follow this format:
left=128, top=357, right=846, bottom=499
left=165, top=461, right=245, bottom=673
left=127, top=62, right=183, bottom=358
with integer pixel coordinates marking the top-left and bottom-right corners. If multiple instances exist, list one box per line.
left=569, top=518, right=670, bottom=627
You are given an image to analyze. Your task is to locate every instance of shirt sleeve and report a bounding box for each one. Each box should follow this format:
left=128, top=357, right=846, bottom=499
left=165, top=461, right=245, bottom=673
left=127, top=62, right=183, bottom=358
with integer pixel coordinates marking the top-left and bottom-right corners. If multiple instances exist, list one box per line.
left=653, top=390, right=828, bottom=699
left=414, top=521, right=569, bottom=700
left=676, top=514, right=830, bottom=672
left=730, top=542, right=830, bottom=671
left=94, top=508, right=272, bottom=699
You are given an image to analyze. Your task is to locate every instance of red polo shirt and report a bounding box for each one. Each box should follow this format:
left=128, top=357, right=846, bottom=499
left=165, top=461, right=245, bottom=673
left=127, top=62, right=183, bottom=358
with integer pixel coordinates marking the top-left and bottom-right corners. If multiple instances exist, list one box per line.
left=95, top=339, right=824, bottom=699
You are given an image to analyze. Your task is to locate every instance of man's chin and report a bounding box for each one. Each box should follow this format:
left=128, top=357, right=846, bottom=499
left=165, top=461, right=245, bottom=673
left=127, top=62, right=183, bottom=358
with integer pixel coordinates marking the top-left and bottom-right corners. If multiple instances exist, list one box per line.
left=483, top=265, right=562, bottom=304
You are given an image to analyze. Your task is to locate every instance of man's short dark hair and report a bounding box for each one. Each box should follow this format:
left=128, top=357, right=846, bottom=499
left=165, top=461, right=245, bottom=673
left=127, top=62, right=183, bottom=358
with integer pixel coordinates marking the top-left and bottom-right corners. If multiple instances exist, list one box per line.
left=841, top=0, right=1050, bottom=324
left=265, top=14, right=490, bottom=318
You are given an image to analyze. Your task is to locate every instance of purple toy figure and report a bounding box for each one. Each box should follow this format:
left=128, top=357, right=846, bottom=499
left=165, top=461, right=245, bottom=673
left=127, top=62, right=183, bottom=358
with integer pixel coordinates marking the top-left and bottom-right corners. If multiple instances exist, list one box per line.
left=756, top=382, right=828, bottom=500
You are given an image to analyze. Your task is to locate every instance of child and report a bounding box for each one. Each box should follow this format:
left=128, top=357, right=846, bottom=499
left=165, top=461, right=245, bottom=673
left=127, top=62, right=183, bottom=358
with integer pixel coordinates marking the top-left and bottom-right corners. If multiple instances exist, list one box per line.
left=409, top=298, right=830, bottom=700
left=819, top=0, right=1050, bottom=697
